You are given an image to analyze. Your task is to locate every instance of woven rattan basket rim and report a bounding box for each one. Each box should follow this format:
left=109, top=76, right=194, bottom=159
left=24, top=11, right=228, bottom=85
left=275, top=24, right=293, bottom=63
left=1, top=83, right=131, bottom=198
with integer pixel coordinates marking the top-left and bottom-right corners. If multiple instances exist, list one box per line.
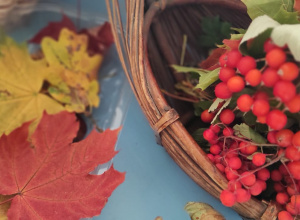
left=106, top=0, right=280, bottom=219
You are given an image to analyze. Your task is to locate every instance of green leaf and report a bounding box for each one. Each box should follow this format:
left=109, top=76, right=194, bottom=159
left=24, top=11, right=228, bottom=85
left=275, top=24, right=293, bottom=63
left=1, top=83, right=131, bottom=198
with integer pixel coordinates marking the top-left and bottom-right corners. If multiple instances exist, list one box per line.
left=241, top=0, right=299, bottom=24
left=171, top=65, right=220, bottom=91
left=240, top=15, right=300, bottom=61
left=199, top=16, right=232, bottom=48
left=192, top=128, right=209, bottom=148
left=194, top=68, right=220, bottom=91
left=240, top=15, right=280, bottom=56
left=184, top=202, right=225, bottom=220
left=233, top=123, right=267, bottom=144
left=271, top=24, right=300, bottom=61
left=193, top=101, right=213, bottom=116
left=171, top=65, right=204, bottom=74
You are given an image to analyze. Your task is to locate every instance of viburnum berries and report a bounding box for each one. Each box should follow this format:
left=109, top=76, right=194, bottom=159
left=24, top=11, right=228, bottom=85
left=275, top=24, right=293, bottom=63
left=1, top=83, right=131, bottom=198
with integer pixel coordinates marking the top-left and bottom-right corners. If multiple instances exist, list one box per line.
left=198, top=37, right=300, bottom=219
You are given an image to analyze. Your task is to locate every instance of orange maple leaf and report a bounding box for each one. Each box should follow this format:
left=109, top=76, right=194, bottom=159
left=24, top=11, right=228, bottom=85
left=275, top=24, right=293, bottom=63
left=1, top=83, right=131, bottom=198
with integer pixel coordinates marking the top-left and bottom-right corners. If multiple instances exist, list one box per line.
left=0, top=112, right=125, bottom=219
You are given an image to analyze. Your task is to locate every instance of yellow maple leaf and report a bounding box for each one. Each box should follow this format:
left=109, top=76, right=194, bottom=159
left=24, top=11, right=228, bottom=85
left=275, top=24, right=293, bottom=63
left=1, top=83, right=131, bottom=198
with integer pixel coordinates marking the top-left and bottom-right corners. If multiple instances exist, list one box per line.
left=41, top=28, right=102, bottom=113
left=0, top=36, right=64, bottom=136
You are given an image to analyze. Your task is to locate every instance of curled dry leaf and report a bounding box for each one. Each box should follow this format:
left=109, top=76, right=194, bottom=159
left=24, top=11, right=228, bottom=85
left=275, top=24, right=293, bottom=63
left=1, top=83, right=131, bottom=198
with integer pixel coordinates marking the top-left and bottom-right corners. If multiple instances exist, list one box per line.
left=184, top=202, right=225, bottom=220
left=0, top=111, right=125, bottom=219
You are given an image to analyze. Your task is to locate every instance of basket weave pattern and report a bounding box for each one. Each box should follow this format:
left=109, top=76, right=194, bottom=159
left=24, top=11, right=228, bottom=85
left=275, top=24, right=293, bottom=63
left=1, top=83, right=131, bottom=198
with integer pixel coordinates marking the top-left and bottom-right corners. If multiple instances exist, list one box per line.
left=107, top=0, right=280, bottom=219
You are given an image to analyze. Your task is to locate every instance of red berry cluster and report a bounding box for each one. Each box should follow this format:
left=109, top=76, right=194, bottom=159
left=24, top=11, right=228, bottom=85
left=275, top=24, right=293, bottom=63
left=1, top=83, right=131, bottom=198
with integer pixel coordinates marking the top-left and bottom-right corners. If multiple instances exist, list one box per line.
left=214, top=39, right=300, bottom=131
left=198, top=38, right=300, bottom=219
left=204, top=124, right=300, bottom=219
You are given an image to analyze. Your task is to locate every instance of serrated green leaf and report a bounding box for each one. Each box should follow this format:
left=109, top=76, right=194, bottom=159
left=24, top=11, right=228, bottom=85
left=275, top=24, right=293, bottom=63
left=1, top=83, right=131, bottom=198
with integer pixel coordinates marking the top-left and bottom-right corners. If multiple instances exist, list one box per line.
left=271, top=24, right=300, bottom=61
left=194, top=68, right=220, bottom=91
left=233, top=123, right=267, bottom=144
left=240, top=15, right=280, bottom=56
left=240, top=15, right=300, bottom=61
left=241, top=0, right=298, bottom=24
left=199, top=16, right=232, bottom=48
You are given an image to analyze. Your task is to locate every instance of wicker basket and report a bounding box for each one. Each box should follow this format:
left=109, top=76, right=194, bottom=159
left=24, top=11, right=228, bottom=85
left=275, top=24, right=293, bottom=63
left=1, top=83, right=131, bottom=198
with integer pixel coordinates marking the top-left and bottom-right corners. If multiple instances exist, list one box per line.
left=106, top=0, right=280, bottom=219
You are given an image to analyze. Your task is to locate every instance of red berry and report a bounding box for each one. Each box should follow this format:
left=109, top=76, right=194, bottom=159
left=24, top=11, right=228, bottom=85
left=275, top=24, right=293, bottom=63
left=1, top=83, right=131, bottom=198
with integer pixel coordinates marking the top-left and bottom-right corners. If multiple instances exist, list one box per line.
left=207, top=154, right=215, bottom=162
left=252, top=153, right=266, bottom=166
left=266, top=110, right=287, bottom=130
left=226, top=49, right=242, bottom=68
left=215, top=82, right=232, bottom=99
left=210, top=124, right=220, bottom=134
left=257, top=115, right=267, bottom=124
left=263, top=38, right=280, bottom=52
left=227, top=76, right=245, bottom=93
left=220, top=190, right=236, bottom=207
left=201, top=109, right=215, bottom=123
left=237, top=56, right=256, bottom=75
left=286, top=202, right=299, bottom=215
left=219, top=109, right=235, bottom=125
left=286, top=95, right=300, bottom=113
left=227, top=180, right=242, bottom=192
left=266, top=48, right=286, bottom=69
left=225, top=168, right=239, bottom=180
left=223, top=127, right=233, bottom=136
left=252, top=99, right=270, bottom=117
left=286, top=145, right=300, bottom=161
left=287, top=161, right=300, bottom=180
left=267, top=131, right=277, bottom=144
left=273, top=80, right=296, bottom=102
left=249, top=180, right=264, bottom=196
left=245, top=69, right=262, bottom=86
left=293, top=131, right=300, bottom=147
left=237, top=94, right=253, bottom=112
left=210, top=144, right=221, bottom=155
left=219, top=53, right=228, bottom=67
left=279, top=164, right=289, bottom=175
left=219, top=67, right=236, bottom=82
left=203, top=129, right=216, bottom=141
left=235, top=188, right=251, bottom=203
left=274, top=182, right=285, bottom=192
left=228, top=157, right=242, bottom=170
left=216, top=163, right=225, bottom=173
left=275, top=129, right=294, bottom=147
left=253, top=91, right=269, bottom=101
left=271, top=169, right=283, bottom=182
left=262, top=67, right=280, bottom=87
left=278, top=211, right=293, bottom=220
left=276, top=192, right=289, bottom=205
left=240, top=171, right=256, bottom=186
left=239, top=142, right=257, bottom=155
left=257, top=168, right=270, bottom=181
left=278, top=62, right=299, bottom=81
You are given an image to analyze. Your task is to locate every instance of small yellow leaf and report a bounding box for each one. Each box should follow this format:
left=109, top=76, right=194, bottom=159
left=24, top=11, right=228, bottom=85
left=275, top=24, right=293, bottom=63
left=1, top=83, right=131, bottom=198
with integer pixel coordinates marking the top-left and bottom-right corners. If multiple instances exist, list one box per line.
left=184, top=202, right=225, bottom=220
left=41, top=28, right=102, bottom=112
left=0, top=36, right=64, bottom=136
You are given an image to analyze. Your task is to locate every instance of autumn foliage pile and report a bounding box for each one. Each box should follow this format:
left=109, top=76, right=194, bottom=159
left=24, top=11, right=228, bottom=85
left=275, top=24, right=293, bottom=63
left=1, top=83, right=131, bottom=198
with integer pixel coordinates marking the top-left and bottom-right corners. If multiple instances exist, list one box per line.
left=0, top=16, right=124, bottom=219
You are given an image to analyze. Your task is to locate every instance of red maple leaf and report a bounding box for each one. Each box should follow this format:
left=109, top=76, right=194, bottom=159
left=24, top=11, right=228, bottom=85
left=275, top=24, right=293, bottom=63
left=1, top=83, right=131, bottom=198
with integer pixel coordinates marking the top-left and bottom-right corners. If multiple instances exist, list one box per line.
left=0, top=112, right=125, bottom=219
